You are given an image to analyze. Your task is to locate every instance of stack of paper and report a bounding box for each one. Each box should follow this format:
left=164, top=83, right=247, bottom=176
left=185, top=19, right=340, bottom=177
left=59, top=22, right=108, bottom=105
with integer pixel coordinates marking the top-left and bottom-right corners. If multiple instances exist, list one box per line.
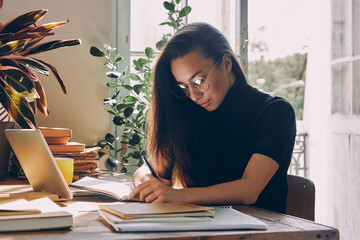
left=0, top=197, right=72, bottom=232
left=98, top=202, right=267, bottom=232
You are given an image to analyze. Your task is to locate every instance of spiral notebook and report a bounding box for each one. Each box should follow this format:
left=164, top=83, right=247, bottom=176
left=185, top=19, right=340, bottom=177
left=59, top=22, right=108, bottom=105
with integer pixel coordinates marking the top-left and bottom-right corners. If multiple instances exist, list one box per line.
left=99, top=206, right=267, bottom=232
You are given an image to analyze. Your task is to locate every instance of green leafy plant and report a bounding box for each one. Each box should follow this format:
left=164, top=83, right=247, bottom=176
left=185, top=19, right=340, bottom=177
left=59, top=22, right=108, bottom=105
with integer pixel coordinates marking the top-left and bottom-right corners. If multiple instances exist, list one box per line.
left=91, top=0, right=191, bottom=172
left=0, top=8, right=81, bottom=128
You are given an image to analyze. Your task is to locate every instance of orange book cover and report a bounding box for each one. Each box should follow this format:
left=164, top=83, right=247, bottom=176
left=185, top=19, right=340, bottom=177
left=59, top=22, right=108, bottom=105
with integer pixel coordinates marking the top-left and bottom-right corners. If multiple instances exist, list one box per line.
left=48, top=142, right=85, bottom=153
left=38, top=127, right=72, bottom=138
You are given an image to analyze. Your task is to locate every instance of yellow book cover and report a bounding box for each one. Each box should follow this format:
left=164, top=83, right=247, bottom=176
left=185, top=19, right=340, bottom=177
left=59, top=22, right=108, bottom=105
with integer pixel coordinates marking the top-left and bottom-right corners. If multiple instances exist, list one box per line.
left=99, top=203, right=214, bottom=219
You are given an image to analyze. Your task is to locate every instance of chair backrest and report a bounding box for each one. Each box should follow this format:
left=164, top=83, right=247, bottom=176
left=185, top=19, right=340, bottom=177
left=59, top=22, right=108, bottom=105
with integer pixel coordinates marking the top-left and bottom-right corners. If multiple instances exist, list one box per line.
left=286, top=174, right=315, bottom=221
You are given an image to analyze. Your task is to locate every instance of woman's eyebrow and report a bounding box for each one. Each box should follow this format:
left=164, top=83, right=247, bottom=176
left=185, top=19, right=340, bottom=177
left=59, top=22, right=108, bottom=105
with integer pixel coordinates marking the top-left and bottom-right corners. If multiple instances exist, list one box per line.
left=188, top=69, right=203, bottom=82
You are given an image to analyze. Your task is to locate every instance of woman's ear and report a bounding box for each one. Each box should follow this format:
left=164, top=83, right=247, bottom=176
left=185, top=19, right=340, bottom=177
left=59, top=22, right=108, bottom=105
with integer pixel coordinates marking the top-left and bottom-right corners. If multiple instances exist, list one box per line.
left=223, top=55, right=232, bottom=73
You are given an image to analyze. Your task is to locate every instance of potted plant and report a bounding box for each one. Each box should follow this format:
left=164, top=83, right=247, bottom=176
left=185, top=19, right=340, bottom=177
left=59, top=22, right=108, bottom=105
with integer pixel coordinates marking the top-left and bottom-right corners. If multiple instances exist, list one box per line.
left=0, top=2, right=81, bottom=180
left=91, top=0, right=191, bottom=173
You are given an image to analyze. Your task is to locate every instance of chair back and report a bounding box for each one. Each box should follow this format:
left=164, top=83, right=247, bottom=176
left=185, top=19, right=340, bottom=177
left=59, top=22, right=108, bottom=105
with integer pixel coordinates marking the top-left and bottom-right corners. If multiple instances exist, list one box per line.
left=286, top=174, right=315, bottom=221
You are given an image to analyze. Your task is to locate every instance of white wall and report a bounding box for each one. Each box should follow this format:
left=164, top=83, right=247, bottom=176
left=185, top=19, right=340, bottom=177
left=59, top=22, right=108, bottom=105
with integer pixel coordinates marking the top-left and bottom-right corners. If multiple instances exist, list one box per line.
left=0, top=0, right=111, bottom=145
left=302, top=0, right=331, bottom=224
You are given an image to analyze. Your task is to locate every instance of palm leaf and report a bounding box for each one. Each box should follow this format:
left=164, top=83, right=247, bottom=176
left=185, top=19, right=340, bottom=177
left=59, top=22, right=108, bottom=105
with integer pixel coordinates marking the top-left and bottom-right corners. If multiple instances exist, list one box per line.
left=0, top=40, right=27, bottom=56
left=22, top=39, right=81, bottom=56
left=0, top=33, right=13, bottom=40
left=33, top=58, right=67, bottom=94
left=2, top=32, right=54, bottom=43
left=20, top=20, right=69, bottom=33
left=0, top=81, right=36, bottom=129
left=0, top=57, right=40, bottom=81
left=0, top=9, right=48, bottom=34
left=22, top=36, right=46, bottom=51
left=8, top=56, right=49, bottom=76
left=34, top=80, right=48, bottom=116
left=0, top=66, right=35, bottom=97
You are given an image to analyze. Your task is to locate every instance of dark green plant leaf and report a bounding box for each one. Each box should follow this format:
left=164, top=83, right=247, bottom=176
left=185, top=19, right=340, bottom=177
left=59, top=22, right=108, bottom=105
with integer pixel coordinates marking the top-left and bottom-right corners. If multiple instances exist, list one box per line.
left=133, top=84, right=143, bottom=94
left=159, top=22, right=171, bottom=26
left=119, top=85, right=133, bottom=91
left=116, top=103, right=129, bottom=111
left=124, top=96, right=137, bottom=103
left=175, top=0, right=181, bottom=4
left=129, top=134, right=141, bottom=146
left=106, top=71, right=121, bottom=78
left=114, top=54, right=123, bottom=63
left=136, top=104, right=146, bottom=111
left=132, top=151, right=142, bottom=159
left=123, top=128, right=132, bottom=134
left=112, top=90, right=121, bottom=99
left=98, top=140, right=107, bottom=148
left=113, top=116, right=124, bottom=126
left=137, top=58, right=148, bottom=68
left=179, top=6, right=192, bottom=18
left=163, top=1, right=175, bottom=11
left=106, top=82, right=122, bottom=88
left=107, top=156, right=119, bottom=168
left=144, top=72, right=151, bottom=83
left=124, top=107, right=134, bottom=118
left=129, top=73, right=141, bottom=81
left=145, top=47, right=154, bottom=58
left=105, top=133, right=116, bottom=143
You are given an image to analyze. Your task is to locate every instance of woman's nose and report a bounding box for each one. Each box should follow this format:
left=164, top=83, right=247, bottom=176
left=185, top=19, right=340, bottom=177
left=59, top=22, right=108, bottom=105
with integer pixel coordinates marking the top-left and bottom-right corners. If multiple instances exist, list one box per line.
left=188, top=88, right=203, bottom=102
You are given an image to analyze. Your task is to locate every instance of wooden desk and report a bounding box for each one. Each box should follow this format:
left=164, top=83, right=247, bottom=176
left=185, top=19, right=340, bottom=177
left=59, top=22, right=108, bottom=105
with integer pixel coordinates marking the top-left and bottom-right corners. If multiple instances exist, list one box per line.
left=0, top=174, right=339, bottom=240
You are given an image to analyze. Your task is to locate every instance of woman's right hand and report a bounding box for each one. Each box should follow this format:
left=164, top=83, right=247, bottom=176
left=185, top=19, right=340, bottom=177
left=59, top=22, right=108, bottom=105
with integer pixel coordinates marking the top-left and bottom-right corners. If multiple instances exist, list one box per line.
left=132, top=164, right=151, bottom=187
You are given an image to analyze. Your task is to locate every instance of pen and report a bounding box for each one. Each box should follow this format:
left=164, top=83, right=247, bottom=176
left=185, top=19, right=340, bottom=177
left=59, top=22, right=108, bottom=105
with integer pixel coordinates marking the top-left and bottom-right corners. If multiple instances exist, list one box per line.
left=142, top=155, right=159, bottom=179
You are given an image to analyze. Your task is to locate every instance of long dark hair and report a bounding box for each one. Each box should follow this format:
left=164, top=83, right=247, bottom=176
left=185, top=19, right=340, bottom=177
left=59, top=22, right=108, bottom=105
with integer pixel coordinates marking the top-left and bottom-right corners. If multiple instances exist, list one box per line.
left=147, top=22, right=246, bottom=187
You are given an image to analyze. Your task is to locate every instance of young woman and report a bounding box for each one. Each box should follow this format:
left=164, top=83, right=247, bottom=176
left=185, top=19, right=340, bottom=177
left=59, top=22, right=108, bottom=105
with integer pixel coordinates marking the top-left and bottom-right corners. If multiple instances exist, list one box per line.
left=129, top=22, right=296, bottom=214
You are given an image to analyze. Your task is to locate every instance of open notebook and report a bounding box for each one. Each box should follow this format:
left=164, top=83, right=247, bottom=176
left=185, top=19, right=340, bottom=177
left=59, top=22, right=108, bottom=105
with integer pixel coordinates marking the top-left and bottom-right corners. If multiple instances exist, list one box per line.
left=70, top=176, right=141, bottom=202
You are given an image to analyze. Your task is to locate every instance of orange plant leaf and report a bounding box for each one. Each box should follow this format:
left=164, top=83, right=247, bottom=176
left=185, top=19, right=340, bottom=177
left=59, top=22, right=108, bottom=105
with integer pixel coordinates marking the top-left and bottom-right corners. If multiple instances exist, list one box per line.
left=0, top=80, right=36, bottom=129
left=0, top=9, right=48, bottom=34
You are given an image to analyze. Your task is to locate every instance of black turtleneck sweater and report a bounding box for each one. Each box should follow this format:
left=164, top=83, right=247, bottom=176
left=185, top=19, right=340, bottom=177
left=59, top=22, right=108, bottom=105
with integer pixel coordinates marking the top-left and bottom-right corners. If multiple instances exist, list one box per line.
left=185, top=79, right=296, bottom=214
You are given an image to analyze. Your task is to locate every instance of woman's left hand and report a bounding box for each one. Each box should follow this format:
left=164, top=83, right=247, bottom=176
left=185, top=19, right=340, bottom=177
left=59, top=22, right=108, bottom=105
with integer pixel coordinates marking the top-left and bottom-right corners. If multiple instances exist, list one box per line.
left=129, top=176, right=184, bottom=203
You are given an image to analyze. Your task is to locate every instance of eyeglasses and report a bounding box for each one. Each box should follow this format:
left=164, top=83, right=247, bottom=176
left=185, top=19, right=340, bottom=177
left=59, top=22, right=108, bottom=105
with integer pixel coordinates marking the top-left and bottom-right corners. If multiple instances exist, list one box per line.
left=172, top=57, right=221, bottom=99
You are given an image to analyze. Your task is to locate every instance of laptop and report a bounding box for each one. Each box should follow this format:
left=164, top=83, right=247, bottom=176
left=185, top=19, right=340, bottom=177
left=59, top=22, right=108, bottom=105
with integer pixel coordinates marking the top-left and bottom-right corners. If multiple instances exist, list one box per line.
left=5, top=129, right=73, bottom=200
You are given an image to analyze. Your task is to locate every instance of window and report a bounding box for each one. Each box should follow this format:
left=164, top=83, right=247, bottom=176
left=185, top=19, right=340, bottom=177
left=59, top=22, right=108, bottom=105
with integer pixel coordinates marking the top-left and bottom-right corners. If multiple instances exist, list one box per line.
left=247, top=0, right=311, bottom=120
left=130, top=0, right=241, bottom=59
left=332, top=0, right=360, bottom=115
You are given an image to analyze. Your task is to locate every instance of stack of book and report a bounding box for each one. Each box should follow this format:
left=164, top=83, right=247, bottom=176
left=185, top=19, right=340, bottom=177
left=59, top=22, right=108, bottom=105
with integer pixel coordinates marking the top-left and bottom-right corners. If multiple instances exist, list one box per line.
left=54, top=147, right=101, bottom=181
left=0, top=197, right=72, bottom=232
left=97, top=202, right=267, bottom=232
left=38, top=127, right=101, bottom=181
left=38, top=127, right=84, bottom=153
left=9, top=128, right=100, bottom=181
